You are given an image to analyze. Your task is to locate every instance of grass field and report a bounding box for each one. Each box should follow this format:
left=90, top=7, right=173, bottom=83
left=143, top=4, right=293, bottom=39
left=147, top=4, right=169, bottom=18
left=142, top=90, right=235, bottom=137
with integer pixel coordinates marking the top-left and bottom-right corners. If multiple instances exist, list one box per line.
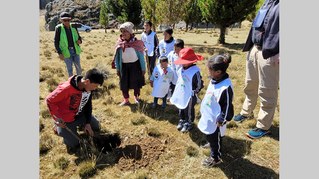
left=39, top=14, right=279, bottom=179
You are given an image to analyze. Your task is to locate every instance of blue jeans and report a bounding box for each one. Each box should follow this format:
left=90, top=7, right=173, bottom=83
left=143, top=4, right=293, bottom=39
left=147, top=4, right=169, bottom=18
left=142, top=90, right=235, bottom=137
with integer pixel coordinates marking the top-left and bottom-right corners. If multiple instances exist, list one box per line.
left=64, top=48, right=82, bottom=77
left=57, top=114, right=100, bottom=148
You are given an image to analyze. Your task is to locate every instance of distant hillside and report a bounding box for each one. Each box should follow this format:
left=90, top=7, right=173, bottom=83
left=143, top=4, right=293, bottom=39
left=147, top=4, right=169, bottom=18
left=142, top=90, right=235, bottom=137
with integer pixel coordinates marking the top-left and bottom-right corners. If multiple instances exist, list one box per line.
left=43, top=0, right=102, bottom=31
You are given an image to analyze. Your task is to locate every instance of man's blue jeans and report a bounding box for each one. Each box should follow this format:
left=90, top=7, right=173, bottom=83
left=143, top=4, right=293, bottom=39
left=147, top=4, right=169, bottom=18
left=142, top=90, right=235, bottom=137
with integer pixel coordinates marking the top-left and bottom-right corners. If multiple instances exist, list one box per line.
left=64, top=48, right=82, bottom=77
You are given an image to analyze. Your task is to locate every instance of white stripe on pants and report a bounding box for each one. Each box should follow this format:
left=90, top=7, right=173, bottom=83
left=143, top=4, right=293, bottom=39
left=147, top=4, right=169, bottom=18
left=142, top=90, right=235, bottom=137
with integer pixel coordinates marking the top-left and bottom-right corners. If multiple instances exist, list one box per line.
left=240, top=46, right=279, bottom=130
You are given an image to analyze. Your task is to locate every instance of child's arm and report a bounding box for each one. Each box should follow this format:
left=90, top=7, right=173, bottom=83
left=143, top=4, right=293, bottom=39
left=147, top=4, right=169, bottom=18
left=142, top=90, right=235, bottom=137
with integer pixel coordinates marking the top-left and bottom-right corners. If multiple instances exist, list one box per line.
left=192, top=71, right=204, bottom=94
left=217, top=86, right=234, bottom=124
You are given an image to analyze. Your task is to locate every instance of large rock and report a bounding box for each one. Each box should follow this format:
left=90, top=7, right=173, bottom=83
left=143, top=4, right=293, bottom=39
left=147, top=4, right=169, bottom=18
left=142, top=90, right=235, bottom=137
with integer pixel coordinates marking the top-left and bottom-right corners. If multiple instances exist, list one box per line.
left=44, top=0, right=101, bottom=31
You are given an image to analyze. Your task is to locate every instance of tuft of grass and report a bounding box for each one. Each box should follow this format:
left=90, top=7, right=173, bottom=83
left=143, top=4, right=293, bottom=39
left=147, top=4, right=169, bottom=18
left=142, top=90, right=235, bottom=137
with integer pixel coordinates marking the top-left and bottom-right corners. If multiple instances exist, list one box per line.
left=41, top=108, right=51, bottom=118
left=186, top=146, right=199, bottom=157
left=78, top=161, right=97, bottom=178
left=226, top=121, right=238, bottom=129
left=54, top=157, right=70, bottom=170
left=40, top=134, right=54, bottom=155
left=43, top=50, right=52, bottom=57
left=46, top=78, right=59, bottom=92
left=86, top=55, right=94, bottom=60
left=131, top=116, right=147, bottom=125
left=203, top=40, right=207, bottom=44
left=39, top=122, right=44, bottom=132
left=147, top=127, right=161, bottom=137
left=202, top=148, right=211, bottom=157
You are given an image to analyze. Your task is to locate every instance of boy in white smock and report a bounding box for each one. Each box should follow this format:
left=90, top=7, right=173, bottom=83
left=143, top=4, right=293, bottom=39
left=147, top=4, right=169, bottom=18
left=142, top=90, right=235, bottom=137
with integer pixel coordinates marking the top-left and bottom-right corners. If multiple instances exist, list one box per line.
left=150, top=56, right=174, bottom=109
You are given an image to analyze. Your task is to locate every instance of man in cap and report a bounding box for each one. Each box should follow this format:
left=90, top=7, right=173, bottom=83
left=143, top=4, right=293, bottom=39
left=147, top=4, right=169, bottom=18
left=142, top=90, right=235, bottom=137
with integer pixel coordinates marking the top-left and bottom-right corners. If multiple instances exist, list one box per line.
left=54, top=12, right=83, bottom=77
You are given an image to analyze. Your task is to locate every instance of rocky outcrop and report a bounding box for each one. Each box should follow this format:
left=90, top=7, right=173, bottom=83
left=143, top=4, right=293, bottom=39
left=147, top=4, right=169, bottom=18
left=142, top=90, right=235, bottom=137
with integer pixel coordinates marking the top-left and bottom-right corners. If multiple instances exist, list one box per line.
left=44, top=0, right=101, bottom=31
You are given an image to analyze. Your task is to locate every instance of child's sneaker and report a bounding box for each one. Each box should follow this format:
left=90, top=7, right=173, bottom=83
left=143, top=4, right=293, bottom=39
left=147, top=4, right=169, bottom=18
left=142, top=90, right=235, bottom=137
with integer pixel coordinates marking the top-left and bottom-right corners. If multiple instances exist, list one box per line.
left=119, top=99, right=130, bottom=106
left=181, top=122, right=193, bottom=132
left=246, top=128, right=270, bottom=139
left=200, top=142, right=210, bottom=149
left=176, top=119, right=185, bottom=130
left=202, top=157, right=222, bottom=167
left=134, top=96, right=140, bottom=104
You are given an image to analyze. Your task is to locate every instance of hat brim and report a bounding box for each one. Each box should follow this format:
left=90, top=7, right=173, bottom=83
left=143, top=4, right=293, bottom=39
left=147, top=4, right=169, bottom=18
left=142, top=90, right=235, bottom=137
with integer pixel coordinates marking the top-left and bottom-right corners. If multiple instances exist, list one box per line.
left=174, top=54, right=204, bottom=65
left=61, top=17, right=71, bottom=20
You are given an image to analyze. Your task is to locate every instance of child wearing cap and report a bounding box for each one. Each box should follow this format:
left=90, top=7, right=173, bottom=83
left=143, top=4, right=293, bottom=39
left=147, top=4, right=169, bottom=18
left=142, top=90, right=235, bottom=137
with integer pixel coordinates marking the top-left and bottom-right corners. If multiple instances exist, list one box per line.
left=150, top=56, right=174, bottom=109
left=157, top=28, right=175, bottom=58
left=170, top=47, right=204, bottom=132
left=197, top=53, right=234, bottom=167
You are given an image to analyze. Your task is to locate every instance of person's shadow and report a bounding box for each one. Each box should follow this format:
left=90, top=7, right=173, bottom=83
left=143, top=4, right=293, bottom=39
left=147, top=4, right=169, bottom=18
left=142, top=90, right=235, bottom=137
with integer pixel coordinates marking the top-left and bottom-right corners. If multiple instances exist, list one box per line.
left=195, top=134, right=279, bottom=178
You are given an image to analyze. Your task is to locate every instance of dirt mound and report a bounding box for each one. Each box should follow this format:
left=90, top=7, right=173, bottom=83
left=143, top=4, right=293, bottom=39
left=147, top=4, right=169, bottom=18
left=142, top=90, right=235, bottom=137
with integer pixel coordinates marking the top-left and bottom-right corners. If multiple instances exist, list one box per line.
left=115, top=137, right=166, bottom=171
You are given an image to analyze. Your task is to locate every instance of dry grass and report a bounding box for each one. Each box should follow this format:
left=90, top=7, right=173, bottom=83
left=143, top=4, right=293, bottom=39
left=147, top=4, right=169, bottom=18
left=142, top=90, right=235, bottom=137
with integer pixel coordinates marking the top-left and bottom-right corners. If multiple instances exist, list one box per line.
left=39, top=15, right=279, bottom=178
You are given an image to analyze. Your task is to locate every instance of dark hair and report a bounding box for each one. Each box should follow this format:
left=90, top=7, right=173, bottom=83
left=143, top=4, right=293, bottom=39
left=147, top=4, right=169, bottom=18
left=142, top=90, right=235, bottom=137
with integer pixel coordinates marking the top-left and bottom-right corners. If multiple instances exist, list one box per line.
left=207, top=53, right=232, bottom=73
left=159, top=56, right=168, bottom=63
left=164, top=28, right=173, bottom=35
left=144, top=20, right=153, bottom=27
left=174, top=39, right=184, bottom=48
left=84, top=68, right=105, bottom=85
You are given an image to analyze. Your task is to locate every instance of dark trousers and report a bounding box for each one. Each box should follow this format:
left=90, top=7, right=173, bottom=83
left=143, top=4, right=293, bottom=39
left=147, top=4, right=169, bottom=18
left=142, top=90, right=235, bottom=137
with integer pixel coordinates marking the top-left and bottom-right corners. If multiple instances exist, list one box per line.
left=57, top=114, right=100, bottom=148
left=206, top=127, right=223, bottom=160
left=154, top=94, right=168, bottom=106
left=122, top=88, right=140, bottom=99
left=179, top=95, right=197, bottom=123
left=148, top=55, right=156, bottom=75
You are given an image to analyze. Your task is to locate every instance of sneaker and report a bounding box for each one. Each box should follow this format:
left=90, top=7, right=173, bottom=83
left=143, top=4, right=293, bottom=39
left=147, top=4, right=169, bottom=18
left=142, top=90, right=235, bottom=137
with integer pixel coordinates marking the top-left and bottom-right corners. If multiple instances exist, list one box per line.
left=151, top=103, right=157, bottom=109
left=246, top=128, right=270, bottom=139
left=66, top=145, right=80, bottom=155
left=119, top=100, right=130, bottom=106
left=202, top=157, right=222, bottom=167
left=200, top=142, right=210, bottom=149
left=176, top=119, right=185, bottom=130
left=233, top=114, right=253, bottom=122
left=181, top=122, right=193, bottom=132
left=134, top=96, right=140, bottom=104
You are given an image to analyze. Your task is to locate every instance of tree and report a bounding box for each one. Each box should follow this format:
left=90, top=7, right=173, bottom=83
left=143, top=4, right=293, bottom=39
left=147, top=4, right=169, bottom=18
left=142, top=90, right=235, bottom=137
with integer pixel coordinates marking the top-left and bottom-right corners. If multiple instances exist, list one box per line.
left=181, top=0, right=202, bottom=32
left=198, top=0, right=259, bottom=44
left=99, top=0, right=109, bottom=33
left=156, top=0, right=184, bottom=28
left=246, top=0, right=264, bottom=22
left=141, top=0, right=158, bottom=31
left=106, top=0, right=142, bottom=27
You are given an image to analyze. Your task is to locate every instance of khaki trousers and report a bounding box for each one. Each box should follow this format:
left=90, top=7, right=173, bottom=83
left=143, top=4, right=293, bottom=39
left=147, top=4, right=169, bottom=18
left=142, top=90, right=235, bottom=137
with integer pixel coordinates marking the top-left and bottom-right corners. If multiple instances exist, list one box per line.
left=240, top=46, right=279, bottom=130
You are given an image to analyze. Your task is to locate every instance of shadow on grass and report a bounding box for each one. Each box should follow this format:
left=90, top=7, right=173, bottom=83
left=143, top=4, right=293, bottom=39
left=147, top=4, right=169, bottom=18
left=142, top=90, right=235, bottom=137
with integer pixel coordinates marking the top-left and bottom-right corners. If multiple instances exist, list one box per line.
left=268, top=125, right=279, bottom=141
left=214, top=136, right=278, bottom=178
left=187, top=43, right=244, bottom=55
left=74, top=144, right=142, bottom=171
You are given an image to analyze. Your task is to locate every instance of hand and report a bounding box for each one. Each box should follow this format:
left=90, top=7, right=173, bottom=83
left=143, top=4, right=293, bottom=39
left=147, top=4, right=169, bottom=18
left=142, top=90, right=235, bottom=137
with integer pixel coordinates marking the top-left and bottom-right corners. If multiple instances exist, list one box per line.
left=150, top=81, right=153, bottom=87
left=216, top=121, right=226, bottom=127
left=77, top=39, right=82, bottom=45
left=59, top=54, right=64, bottom=61
left=117, top=70, right=120, bottom=77
left=84, top=124, right=94, bottom=136
left=55, top=118, right=66, bottom=128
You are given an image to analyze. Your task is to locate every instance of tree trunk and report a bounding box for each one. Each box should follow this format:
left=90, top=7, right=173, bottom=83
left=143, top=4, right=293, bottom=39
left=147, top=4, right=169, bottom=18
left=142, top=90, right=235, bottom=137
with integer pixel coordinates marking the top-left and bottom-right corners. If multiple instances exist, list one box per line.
left=218, top=26, right=226, bottom=44
left=104, top=27, right=107, bottom=33
left=185, top=22, right=189, bottom=32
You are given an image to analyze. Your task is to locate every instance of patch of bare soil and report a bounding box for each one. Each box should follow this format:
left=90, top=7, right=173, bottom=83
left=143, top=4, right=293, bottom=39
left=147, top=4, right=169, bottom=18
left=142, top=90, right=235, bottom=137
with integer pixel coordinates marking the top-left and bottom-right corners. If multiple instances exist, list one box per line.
left=115, top=137, right=166, bottom=171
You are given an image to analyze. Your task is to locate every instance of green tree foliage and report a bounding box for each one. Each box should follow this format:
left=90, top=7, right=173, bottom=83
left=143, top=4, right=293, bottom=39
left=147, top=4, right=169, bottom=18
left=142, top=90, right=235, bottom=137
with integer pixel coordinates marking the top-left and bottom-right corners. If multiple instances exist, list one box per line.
left=99, top=0, right=109, bottom=33
left=141, top=0, right=157, bottom=31
left=156, top=0, right=184, bottom=28
left=181, top=0, right=202, bottom=31
left=198, top=0, right=258, bottom=44
left=106, top=0, right=142, bottom=27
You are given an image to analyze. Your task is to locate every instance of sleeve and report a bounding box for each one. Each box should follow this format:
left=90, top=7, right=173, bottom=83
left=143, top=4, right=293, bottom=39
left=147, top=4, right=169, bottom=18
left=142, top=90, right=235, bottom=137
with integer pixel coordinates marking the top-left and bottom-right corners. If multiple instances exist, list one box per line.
left=54, top=26, right=62, bottom=54
left=45, top=85, right=68, bottom=121
left=154, top=33, right=159, bottom=52
left=137, top=51, right=146, bottom=71
left=217, top=86, right=234, bottom=122
left=82, top=94, right=92, bottom=124
left=72, top=23, right=82, bottom=42
left=192, top=71, right=204, bottom=94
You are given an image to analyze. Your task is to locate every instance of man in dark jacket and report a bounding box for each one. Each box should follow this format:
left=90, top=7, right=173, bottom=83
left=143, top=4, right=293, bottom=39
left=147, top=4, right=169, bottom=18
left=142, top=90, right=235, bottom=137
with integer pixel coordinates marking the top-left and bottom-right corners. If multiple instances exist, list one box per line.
left=54, top=12, right=83, bottom=77
left=234, top=0, right=279, bottom=139
left=46, top=68, right=105, bottom=153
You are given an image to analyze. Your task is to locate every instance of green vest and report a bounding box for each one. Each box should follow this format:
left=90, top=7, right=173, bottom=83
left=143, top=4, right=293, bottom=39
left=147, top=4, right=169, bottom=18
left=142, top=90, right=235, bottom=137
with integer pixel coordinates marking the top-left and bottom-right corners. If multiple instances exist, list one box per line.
left=58, top=24, right=81, bottom=58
